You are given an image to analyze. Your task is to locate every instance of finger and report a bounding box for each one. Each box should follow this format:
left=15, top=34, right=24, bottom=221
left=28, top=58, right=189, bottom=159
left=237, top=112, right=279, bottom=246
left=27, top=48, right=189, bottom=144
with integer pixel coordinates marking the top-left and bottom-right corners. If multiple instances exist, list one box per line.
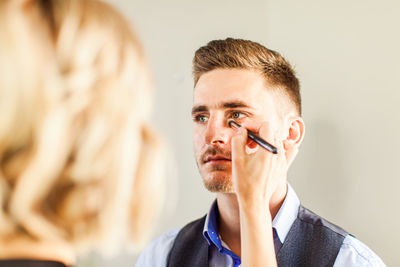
left=231, top=127, right=248, bottom=165
left=258, top=121, right=275, bottom=147
left=254, top=121, right=277, bottom=161
left=276, top=138, right=289, bottom=170
left=275, top=137, right=285, bottom=161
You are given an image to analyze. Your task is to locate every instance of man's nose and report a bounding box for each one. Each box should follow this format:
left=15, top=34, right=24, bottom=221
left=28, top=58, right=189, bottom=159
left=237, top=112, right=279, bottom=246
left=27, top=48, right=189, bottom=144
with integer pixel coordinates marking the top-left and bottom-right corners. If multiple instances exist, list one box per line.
left=204, top=117, right=232, bottom=145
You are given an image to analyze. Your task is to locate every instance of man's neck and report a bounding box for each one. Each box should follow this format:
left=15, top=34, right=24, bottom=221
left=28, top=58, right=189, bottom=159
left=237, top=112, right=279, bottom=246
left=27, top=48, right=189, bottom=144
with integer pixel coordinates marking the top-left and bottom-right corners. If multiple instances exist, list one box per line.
left=216, top=183, right=288, bottom=257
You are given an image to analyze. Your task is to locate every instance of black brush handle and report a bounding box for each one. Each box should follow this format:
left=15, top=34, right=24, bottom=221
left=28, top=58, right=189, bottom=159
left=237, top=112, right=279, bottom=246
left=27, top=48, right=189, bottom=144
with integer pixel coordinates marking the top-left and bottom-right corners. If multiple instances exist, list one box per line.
left=228, top=120, right=278, bottom=154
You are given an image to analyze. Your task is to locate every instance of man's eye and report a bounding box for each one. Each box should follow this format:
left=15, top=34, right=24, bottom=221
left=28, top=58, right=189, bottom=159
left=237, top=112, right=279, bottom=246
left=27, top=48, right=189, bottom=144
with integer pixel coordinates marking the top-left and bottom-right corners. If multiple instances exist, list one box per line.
left=199, top=116, right=208, bottom=122
left=195, top=115, right=208, bottom=122
left=232, top=112, right=245, bottom=119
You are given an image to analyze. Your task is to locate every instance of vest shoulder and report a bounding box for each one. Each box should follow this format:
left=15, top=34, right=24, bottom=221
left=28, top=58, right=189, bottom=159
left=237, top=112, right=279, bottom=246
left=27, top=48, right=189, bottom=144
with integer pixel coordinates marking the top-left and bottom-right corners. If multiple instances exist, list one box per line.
left=298, top=206, right=348, bottom=237
left=277, top=206, right=349, bottom=266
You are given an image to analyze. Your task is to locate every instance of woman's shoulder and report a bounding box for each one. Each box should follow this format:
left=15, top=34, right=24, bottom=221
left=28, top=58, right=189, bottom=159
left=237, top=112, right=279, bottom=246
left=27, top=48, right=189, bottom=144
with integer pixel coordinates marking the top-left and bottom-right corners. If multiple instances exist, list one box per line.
left=0, top=259, right=68, bottom=267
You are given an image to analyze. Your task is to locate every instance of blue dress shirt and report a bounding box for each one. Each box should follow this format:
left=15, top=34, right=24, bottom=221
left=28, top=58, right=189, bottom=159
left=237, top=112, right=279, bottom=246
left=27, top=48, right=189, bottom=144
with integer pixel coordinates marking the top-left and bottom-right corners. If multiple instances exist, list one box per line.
left=136, top=184, right=386, bottom=267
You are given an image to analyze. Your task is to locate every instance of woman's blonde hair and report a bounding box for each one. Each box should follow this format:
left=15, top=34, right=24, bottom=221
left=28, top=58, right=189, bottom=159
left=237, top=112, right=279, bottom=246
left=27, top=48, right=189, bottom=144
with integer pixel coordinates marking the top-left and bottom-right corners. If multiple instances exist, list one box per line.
left=0, top=0, right=164, bottom=253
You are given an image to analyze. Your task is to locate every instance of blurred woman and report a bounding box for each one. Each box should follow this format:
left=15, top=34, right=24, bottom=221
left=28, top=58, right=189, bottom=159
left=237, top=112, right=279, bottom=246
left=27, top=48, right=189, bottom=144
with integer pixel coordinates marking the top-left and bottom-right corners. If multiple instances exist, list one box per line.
left=0, top=0, right=164, bottom=265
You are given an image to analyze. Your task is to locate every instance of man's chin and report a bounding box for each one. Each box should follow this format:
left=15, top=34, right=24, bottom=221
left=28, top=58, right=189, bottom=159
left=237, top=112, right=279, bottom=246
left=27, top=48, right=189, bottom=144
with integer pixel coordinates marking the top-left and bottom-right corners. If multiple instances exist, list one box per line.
left=202, top=176, right=234, bottom=193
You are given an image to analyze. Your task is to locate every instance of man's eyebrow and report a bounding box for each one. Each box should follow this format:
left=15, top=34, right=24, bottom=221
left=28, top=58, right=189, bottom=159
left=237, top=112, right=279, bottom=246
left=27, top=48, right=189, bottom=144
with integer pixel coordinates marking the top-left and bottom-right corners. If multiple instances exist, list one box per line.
left=191, top=101, right=253, bottom=115
left=191, top=105, right=208, bottom=114
left=222, top=101, right=252, bottom=109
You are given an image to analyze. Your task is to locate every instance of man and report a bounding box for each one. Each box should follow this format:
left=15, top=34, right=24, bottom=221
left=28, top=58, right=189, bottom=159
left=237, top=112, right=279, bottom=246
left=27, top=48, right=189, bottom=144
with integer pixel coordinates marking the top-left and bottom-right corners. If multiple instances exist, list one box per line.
left=136, top=38, right=385, bottom=266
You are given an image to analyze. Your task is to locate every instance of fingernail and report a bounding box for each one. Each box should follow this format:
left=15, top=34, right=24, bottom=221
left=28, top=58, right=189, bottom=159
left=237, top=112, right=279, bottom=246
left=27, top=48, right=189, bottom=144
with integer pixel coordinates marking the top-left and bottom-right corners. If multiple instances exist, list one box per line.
left=228, top=120, right=241, bottom=130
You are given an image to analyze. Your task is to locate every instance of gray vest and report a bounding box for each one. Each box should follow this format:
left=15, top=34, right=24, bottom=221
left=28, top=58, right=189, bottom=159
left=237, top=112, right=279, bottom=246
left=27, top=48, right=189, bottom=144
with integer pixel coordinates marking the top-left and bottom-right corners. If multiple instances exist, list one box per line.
left=167, top=206, right=348, bottom=267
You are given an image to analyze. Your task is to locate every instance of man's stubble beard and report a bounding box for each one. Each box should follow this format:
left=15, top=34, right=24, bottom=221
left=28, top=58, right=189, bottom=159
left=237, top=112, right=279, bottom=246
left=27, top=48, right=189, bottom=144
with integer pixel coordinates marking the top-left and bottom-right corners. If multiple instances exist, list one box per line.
left=198, top=162, right=235, bottom=193
left=196, top=145, right=235, bottom=193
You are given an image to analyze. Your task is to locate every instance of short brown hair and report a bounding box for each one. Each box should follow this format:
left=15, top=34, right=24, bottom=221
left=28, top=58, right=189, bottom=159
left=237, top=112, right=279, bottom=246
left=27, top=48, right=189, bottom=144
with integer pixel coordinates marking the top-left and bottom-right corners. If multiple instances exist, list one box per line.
left=193, top=38, right=301, bottom=115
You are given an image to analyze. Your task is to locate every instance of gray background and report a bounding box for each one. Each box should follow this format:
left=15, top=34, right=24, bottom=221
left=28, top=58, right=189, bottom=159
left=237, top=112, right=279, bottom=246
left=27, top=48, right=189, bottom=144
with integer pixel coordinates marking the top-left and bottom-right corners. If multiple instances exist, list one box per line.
left=78, top=0, right=399, bottom=266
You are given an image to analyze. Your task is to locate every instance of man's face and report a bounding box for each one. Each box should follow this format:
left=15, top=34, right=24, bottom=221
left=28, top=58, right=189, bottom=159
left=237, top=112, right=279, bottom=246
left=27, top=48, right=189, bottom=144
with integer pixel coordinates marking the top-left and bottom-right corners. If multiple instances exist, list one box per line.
left=192, top=69, right=283, bottom=193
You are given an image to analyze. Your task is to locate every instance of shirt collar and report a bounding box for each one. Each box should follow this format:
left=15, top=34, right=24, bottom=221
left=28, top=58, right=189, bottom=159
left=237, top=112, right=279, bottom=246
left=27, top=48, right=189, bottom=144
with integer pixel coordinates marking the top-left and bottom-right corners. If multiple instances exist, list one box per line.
left=203, top=200, right=220, bottom=247
left=203, top=183, right=300, bottom=247
left=272, top=183, right=300, bottom=243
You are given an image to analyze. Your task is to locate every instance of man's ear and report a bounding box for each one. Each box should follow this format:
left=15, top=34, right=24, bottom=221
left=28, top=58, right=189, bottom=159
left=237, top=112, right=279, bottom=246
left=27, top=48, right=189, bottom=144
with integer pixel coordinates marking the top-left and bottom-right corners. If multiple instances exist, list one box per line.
left=282, top=116, right=305, bottom=165
left=283, top=116, right=305, bottom=148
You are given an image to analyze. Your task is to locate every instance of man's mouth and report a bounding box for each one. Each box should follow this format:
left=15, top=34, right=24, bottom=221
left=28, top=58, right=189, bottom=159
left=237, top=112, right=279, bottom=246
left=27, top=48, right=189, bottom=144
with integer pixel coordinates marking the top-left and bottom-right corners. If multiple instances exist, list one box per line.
left=204, top=155, right=231, bottom=164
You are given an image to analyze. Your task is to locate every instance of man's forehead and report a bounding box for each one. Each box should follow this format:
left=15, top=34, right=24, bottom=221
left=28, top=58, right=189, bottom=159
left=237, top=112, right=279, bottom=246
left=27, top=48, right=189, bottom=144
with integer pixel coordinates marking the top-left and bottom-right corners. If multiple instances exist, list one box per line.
left=194, top=69, right=266, bottom=93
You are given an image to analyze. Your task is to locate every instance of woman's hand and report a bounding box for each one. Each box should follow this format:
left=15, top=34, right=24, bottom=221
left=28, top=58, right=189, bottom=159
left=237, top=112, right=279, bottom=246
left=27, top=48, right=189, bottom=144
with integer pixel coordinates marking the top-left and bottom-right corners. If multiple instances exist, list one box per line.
left=231, top=121, right=286, bottom=209
left=230, top=121, right=286, bottom=267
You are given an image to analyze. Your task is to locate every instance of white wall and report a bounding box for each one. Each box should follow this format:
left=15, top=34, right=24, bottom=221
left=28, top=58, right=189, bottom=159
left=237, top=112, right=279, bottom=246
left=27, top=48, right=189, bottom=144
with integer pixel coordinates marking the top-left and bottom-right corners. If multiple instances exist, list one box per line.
left=78, top=0, right=399, bottom=266
left=265, top=1, right=399, bottom=265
